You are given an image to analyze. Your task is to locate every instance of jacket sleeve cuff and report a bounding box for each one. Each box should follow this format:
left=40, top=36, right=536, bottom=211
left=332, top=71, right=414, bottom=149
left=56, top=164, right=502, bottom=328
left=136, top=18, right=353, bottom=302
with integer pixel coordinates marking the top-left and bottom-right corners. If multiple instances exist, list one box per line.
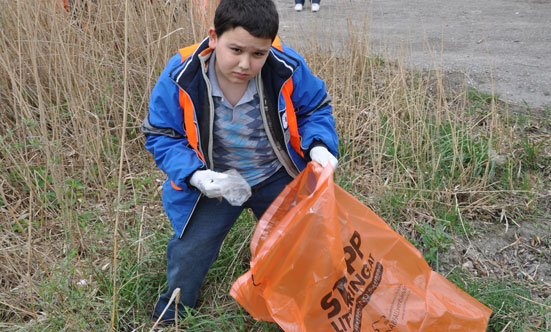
left=303, top=140, right=328, bottom=163
left=184, top=165, right=208, bottom=188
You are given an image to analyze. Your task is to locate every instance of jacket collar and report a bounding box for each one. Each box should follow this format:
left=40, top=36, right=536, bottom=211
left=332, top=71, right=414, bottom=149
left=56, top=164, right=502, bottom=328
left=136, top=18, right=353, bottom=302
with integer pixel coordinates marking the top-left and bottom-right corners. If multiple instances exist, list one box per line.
left=169, top=37, right=211, bottom=91
left=170, top=37, right=299, bottom=91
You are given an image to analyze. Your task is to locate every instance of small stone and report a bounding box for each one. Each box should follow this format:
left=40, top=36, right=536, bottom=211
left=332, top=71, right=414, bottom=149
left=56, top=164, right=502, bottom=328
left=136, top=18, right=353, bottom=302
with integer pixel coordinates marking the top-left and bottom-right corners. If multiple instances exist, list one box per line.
left=462, top=261, right=474, bottom=270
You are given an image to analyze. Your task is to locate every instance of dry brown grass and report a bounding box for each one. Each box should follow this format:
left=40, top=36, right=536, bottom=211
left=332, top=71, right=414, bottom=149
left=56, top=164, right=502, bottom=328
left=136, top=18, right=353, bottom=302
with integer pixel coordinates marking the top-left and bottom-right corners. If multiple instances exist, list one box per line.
left=0, top=0, right=548, bottom=331
left=0, top=1, right=198, bottom=328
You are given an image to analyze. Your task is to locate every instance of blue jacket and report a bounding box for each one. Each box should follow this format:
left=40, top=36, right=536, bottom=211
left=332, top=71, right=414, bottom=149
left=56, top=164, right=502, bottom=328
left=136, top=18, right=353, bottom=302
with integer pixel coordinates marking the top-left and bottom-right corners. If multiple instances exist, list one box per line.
left=142, top=37, right=338, bottom=237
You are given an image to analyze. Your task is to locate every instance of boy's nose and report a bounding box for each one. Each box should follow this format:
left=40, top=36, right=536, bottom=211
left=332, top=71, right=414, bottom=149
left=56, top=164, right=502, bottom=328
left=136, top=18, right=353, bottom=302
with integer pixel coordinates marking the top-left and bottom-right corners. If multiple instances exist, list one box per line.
left=238, top=55, right=250, bottom=70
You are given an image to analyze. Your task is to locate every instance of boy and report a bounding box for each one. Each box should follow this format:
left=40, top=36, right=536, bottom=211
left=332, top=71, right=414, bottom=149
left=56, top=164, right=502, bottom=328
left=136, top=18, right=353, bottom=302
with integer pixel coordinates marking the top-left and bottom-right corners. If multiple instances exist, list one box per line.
left=141, top=0, right=338, bottom=323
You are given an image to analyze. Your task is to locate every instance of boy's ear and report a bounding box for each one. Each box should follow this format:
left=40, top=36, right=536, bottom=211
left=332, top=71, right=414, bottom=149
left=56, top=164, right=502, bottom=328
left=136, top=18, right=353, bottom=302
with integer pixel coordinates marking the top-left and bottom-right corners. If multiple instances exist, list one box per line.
left=208, top=27, right=217, bottom=49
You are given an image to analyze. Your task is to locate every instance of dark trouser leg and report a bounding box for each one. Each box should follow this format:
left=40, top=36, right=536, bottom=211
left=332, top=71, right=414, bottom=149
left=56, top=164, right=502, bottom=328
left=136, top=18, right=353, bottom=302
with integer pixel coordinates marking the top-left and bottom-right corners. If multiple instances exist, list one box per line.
left=153, top=197, right=243, bottom=321
left=153, top=167, right=293, bottom=321
left=245, top=167, right=294, bottom=219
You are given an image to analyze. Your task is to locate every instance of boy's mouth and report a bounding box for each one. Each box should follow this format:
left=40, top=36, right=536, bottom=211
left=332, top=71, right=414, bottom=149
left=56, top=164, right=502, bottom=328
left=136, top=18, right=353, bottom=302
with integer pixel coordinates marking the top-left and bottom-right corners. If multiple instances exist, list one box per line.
left=233, top=72, right=248, bottom=80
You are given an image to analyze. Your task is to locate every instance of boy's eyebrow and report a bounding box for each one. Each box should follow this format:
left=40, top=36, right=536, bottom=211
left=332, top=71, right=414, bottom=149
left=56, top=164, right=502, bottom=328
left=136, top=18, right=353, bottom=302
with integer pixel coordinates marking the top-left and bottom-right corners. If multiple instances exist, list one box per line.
left=228, top=43, right=270, bottom=53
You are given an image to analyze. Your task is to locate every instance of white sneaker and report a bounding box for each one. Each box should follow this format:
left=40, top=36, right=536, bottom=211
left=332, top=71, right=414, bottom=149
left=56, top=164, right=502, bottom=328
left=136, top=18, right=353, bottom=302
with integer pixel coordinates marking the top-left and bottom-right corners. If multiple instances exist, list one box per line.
left=294, top=3, right=303, bottom=11
left=311, top=3, right=320, bottom=12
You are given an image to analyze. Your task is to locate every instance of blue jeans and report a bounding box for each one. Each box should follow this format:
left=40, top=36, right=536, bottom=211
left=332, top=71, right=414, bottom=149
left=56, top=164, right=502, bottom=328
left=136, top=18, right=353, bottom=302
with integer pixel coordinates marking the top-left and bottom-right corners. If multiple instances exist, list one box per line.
left=152, top=167, right=293, bottom=321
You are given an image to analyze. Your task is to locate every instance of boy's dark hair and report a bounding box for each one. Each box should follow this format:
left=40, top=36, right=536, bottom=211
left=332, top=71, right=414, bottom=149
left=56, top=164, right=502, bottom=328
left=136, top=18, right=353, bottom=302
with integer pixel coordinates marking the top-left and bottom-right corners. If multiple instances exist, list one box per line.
left=214, top=0, right=279, bottom=41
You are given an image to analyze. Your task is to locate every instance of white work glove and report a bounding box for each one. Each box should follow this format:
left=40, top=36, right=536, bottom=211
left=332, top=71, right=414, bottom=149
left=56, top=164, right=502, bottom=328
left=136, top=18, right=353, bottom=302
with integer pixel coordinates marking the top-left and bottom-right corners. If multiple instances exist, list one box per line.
left=309, top=146, right=338, bottom=170
left=189, top=169, right=252, bottom=205
left=189, top=169, right=229, bottom=198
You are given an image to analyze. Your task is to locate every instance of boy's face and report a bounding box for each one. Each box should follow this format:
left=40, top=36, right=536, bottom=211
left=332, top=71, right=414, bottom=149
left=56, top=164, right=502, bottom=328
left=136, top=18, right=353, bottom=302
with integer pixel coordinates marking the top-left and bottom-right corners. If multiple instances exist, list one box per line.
left=208, top=27, right=272, bottom=87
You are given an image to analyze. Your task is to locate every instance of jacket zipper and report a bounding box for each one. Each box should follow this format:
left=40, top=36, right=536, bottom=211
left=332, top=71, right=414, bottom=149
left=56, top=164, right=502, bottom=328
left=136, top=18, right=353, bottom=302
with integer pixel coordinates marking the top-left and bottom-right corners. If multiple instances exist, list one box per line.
left=178, top=192, right=202, bottom=239
left=199, top=55, right=216, bottom=170
left=175, top=55, right=214, bottom=239
left=257, top=73, right=299, bottom=177
left=176, top=86, right=205, bottom=239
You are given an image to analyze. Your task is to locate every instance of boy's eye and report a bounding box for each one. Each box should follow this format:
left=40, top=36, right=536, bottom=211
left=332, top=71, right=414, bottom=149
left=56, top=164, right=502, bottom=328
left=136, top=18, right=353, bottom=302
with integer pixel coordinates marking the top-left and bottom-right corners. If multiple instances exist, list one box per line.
left=231, top=48, right=241, bottom=53
left=254, top=52, right=266, bottom=57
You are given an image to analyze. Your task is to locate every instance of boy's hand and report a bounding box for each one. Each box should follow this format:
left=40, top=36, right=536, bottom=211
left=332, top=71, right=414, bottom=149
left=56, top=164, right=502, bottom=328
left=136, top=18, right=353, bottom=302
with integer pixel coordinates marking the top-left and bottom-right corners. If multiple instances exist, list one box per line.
left=189, top=170, right=230, bottom=198
left=310, top=146, right=338, bottom=170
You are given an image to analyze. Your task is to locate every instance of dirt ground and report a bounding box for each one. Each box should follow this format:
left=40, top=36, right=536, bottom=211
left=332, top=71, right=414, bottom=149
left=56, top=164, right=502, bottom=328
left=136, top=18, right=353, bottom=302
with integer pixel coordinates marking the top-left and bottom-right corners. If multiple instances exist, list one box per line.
left=275, top=0, right=551, bottom=301
left=275, top=0, right=551, bottom=109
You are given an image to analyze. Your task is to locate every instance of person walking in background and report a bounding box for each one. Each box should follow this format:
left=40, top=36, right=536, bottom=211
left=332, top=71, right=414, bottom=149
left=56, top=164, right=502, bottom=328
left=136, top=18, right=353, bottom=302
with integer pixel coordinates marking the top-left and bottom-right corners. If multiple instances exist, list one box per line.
left=295, top=0, right=320, bottom=12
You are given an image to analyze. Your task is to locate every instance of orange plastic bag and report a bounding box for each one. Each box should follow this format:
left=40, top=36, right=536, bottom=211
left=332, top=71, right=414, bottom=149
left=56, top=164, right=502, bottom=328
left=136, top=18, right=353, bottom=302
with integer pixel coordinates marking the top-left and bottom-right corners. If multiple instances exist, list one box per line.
left=230, top=163, right=492, bottom=332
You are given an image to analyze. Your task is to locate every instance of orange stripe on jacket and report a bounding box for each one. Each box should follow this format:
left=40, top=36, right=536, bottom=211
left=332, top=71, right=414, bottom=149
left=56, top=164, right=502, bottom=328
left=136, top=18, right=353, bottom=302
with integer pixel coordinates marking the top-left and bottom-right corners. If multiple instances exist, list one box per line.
left=272, top=37, right=304, bottom=158
left=170, top=44, right=203, bottom=191
left=280, top=80, right=303, bottom=158
left=177, top=44, right=205, bottom=164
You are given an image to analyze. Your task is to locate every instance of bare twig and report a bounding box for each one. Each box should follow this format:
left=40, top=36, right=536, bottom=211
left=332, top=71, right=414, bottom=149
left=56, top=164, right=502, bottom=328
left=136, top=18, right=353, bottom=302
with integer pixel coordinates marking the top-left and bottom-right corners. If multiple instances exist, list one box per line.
left=26, top=187, right=35, bottom=317
left=513, top=293, right=551, bottom=310
left=149, top=288, right=181, bottom=331
left=111, top=0, right=130, bottom=330
left=498, top=236, right=523, bottom=253
left=499, top=321, right=512, bottom=332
